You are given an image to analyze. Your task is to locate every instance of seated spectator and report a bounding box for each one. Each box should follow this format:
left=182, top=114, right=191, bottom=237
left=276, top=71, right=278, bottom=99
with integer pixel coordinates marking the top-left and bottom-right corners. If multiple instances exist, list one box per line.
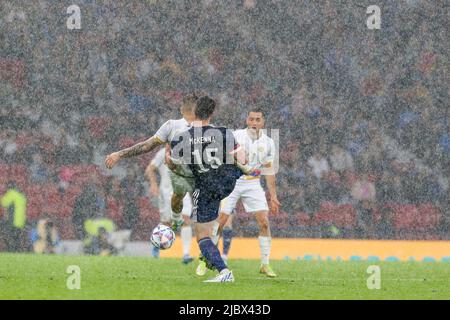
left=1, top=130, right=18, bottom=163
left=376, top=171, right=403, bottom=204
left=29, top=153, right=49, bottom=184
left=374, top=207, right=396, bottom=239
left=84, top=227, right=117, bottom=256
left=301, top=166, right=322, bottom=215
left=355, top=200, right=376, bottom=239
left=351, top=173, right=376, bottom=202
left=30, top=218, right=60, bottom=254
left=1, top=181, right=27, bottom=252
left=83, top=219, right=117, bottom=256
left=329, top=144, right=354, bottom=172
left=120, top=167, right=141, bottom=233
left=307, top=150, right=330, bottom=180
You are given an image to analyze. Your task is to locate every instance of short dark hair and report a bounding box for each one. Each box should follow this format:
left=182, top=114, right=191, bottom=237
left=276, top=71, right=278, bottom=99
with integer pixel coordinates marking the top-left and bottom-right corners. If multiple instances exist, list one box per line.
left=195, top=96, right=216, bottom=120
left=248, top=107, right=265, bottom=118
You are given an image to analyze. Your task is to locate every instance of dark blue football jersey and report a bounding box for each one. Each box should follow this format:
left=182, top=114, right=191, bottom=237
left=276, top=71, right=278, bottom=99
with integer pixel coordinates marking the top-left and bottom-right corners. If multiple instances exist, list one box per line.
left=171, top=125, right=243, bottom=182
left=171, top=125, right=244, bottom=223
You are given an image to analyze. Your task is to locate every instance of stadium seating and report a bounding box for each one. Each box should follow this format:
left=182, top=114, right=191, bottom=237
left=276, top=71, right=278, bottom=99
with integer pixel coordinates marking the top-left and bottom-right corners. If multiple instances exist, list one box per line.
left=294, top=212, right=312, bottom=227
left=332, top=204, right=357, bottom=229
left=25, top=185, right=47, bottom=220
left=0, top=165, right=10, bottom=184
left=59, top=165, right=100, bottom=186
left=40, top=183, right=62, bottom=216
left=416, top=203, right=442, bottom=231
left=270, top=211, right=290, bottom=231
left=54, top=217, right=76, bottom=240
left=5, top=165, right=28, bottom=189
left=392, top=204, right=421, bottom=231
left=0, top=164, right=446, bottom=241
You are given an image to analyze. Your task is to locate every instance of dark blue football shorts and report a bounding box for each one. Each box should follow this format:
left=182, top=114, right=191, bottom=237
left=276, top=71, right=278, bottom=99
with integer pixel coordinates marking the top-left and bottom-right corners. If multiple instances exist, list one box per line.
left=191, top=166, right=242, bottom=223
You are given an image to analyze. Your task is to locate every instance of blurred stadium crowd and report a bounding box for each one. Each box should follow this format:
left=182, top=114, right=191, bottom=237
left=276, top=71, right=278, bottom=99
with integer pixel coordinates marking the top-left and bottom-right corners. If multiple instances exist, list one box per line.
left=0, top=0, right=448, bottom=251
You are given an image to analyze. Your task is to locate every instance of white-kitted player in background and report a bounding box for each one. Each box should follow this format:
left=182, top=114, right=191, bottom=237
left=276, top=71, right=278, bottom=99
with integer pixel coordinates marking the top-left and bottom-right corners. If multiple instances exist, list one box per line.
left=146, top=148, right=193, bottom=263
left=196, top=107, right=281, bottom=277
left=105, top=94, right=198, bottom=232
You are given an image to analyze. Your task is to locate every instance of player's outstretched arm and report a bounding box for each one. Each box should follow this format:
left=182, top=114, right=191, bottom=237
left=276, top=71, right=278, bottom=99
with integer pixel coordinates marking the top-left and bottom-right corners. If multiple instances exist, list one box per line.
left=105, top=136, right=163, bottom=169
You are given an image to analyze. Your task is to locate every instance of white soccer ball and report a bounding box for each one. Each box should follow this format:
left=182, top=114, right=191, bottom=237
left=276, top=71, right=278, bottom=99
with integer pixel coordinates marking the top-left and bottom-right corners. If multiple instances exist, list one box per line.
left=150, top=224, right=175, bottom=250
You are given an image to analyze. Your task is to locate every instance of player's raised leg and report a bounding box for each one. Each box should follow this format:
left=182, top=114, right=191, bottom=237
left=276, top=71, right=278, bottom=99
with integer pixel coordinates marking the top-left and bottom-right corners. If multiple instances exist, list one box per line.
left=170, top=192, right=185, bottom=231
left=180, top=194, right=194, bottom=264
left=145, top=149, right=174, bottom=258
left=167, top=150, right=196, bottom=232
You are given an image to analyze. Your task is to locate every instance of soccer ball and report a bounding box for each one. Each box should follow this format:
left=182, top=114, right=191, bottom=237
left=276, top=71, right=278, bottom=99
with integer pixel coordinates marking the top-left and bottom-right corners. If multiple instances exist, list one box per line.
left=150, top=224, right=175, bottom=250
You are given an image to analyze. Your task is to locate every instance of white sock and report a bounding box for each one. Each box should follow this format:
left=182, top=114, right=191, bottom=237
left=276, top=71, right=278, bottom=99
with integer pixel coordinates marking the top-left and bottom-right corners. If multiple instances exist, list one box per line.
left=258, top=236, right=271, bottom=265
left=171, top=211, right=181, bottom=221
left=211, top=221, right=220, bottom=245
left=180, top=226, right=192, bottom=257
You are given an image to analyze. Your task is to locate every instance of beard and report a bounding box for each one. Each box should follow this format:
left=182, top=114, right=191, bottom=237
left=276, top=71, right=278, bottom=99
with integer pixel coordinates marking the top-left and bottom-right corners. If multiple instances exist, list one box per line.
left=247, top=127, right=261, bottom=140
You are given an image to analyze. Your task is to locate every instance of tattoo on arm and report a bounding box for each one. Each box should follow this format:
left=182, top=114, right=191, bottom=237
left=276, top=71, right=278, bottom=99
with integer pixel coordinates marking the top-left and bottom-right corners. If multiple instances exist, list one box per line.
left=118, top=136, right=162, bottom=159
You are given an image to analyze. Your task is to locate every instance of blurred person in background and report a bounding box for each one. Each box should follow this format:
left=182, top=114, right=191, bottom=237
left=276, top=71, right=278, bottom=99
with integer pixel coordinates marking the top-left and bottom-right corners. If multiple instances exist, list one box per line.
left=302, top=165, right=322, bottom=215
left=375, top=207, right=396, bottom=240
left=0, top=181, right=27, bottom=252
left=83, top=220, right=117, bottom=256
left=30, top=218, right=60, bottom=254
left=329, top=144, right=354, bottom=175
left=72, top=181, right=106, bottom=239
left=1, top=130, right=18, bottom=164
left=120, top=167, right=142, bottom=235
left=29, top=153, right=49, bottom=184
left=351, top=173, right=376, bottom=238
left=307, top=148, right=330, bottom=180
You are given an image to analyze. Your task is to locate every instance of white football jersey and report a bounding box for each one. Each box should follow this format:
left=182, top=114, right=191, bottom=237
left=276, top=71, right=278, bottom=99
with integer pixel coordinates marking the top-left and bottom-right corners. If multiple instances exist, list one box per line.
left=154, top=118, right=190, bottom=143
left=233, top=128, right=276, bottom=182
left=150, top=148, right=193, bottom=221
left=154, top=118, right=194, bottom=178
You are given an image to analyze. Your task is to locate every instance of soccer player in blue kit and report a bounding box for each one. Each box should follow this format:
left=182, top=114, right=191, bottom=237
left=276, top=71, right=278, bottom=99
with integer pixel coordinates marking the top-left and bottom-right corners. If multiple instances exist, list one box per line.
left=171, top=96, right=259, bottom=283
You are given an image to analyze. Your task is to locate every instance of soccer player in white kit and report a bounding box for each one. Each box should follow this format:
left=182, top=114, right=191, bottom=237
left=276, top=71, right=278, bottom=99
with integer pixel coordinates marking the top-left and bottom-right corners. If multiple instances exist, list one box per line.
left=196, top=108, right=281, bottom=277
left=146, top=148, right=194, bottom=263
left=105, top=94, right=198, bottom=231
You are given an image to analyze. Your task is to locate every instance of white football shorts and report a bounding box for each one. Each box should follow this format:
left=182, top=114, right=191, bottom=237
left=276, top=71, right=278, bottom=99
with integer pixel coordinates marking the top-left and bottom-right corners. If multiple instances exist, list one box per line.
left=220, top=179, right=269, bottom=214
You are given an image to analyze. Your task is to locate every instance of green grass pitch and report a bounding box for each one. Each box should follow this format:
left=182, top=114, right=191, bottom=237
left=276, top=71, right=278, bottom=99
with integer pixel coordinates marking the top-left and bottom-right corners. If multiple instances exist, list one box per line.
left=0, top=253, right=449, bottom=299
